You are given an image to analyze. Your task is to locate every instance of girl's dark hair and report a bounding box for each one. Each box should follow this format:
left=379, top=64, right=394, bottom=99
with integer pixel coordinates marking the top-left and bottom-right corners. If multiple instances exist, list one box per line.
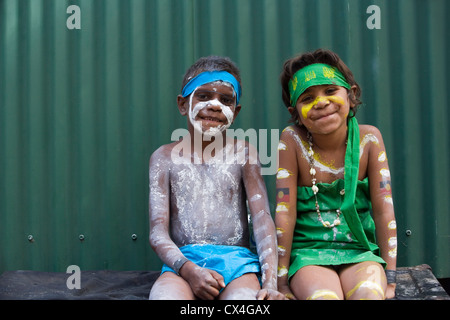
left=181, top=56, right=242, bottom=92
left=280, top=48, right=362, bottom=123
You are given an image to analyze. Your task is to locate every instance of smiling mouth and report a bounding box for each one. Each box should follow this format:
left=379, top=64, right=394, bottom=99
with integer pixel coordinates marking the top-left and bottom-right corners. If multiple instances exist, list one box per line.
left=317, top=113, right=334, bottom=120
left=197, top=115, right=225, bottom=124
left=313, top=109, right=339, bottom=120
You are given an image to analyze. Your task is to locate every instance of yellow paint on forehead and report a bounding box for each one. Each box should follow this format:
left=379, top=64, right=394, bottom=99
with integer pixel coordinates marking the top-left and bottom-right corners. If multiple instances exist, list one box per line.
left=301, top=95, right=345, bottom=119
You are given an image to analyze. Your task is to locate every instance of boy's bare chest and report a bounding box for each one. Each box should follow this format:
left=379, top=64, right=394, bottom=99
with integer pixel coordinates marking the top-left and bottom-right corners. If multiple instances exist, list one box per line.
left=170, top=163, right=243, bottom=193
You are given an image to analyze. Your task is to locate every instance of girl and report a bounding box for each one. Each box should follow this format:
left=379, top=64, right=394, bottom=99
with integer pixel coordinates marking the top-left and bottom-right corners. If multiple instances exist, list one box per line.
left=275, top=49, right=397, bottom=300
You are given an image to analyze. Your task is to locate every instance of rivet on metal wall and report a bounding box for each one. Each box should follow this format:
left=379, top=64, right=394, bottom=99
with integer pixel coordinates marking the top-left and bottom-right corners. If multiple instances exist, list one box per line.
left=27, top=235, right=34, bottom=242
left=131, top=234, right=138, bottom=241
left=405, top=230, right=412, bottom=236
left=79, top=234, right=85, bottom=241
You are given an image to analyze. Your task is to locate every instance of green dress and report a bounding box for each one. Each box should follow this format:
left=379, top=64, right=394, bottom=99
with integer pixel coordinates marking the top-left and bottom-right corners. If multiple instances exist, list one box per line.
left=288, top=118, right=386, bottom=279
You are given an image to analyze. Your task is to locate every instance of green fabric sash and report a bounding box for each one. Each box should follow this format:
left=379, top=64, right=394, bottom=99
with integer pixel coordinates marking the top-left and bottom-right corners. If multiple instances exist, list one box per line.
left=343, top=117, right=378, bottom=252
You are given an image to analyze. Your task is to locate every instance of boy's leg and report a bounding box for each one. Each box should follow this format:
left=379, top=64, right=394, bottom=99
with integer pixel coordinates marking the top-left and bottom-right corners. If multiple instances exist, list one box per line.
left=218, top=273, right=260, bottom=300
left=290, top=265, right=344, bottom=300
left=339, top=261, right=387, bottom=300
left=149, top=272, right=196, bottom=300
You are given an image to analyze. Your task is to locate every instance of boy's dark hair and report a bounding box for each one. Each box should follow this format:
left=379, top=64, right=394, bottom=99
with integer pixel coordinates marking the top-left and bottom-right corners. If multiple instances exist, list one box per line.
left=181, top=56, right=242, bottom=92
left=280, top=48, right=362, bottom=123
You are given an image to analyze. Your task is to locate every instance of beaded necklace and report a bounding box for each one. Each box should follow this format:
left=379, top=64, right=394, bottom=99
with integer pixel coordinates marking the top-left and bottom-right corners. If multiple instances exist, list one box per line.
left=306, top=131, right=346, bottom=228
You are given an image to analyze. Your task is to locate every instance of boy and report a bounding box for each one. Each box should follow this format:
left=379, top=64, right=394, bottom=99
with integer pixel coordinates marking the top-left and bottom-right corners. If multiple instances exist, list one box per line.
left=148, top=56, right=284, bottom=300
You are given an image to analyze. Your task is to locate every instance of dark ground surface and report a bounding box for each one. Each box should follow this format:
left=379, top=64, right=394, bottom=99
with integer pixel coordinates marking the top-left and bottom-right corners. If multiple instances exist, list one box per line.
left=0, top=264, right=448, bottom=300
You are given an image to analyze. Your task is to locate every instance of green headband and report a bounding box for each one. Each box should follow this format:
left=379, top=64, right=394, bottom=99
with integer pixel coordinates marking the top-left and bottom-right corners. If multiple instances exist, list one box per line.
left=288, top=63, right=351, bottom=106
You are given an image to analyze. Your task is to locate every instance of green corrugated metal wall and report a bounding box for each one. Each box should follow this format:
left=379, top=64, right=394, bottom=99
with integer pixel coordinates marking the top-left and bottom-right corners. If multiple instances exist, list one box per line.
left=1, top=0, right=449, bottom=277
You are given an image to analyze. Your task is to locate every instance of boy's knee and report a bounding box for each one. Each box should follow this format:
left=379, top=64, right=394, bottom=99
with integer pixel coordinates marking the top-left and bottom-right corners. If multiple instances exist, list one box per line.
left=220, top=287, right=259, bottom=300
left=149, top=273, right=195, bottom=300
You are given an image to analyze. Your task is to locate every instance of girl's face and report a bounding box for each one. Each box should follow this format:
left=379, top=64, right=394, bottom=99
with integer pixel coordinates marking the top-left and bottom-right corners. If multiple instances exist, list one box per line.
left=294, top=84, right=351, bottom=135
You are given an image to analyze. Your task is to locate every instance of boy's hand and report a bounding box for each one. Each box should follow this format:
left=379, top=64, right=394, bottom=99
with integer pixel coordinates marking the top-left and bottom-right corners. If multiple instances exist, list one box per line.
left=180, top=261, right=225, bottom=300
left=256, top=288, right=289, bottom=300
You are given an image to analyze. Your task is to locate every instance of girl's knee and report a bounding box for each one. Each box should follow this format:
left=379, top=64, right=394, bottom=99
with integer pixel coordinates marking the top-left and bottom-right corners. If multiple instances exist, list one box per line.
left=306, top=289, right=341, bottom=300
left=345, top=280, right=385, bottom=300
left=341, top=262, right=387, bottom=300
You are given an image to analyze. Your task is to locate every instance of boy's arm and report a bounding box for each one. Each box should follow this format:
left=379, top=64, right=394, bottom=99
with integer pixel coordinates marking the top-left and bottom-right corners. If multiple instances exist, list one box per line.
left=149, top=146, right=225, bottom=300
left=241, top=143, right=277, bottom=290
left=274, top=129, right=299, bottom=299
left=366, top=127, right=397, bottom=297
left=148, top=147, right=186, bottom=272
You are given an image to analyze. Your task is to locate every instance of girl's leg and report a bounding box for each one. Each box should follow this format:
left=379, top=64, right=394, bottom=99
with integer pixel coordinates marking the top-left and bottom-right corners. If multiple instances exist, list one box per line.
left=149, top=272, right=196, bottom=300
left=339, top=261, right=387, bottom=300
left=290, top=265, right=344, bottom=300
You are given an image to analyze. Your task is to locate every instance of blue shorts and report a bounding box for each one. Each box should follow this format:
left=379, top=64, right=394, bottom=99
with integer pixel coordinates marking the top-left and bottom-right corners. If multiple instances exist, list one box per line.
left=161, top=244, right=261, bottom=286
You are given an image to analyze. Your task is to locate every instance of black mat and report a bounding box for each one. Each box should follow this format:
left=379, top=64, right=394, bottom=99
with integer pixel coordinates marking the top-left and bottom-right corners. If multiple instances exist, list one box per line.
left=0, top=270, right=159, bottom=300
left=0, top=265, right=448, bottom=300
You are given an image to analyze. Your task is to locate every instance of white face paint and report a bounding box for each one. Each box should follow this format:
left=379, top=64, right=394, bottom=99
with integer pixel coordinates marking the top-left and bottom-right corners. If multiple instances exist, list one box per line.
left=188, top=83, right=236, bottom=137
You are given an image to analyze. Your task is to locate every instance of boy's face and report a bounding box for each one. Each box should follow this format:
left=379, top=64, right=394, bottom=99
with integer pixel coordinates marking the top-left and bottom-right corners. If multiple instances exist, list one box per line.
left=178, top=81, right=241, bottom=136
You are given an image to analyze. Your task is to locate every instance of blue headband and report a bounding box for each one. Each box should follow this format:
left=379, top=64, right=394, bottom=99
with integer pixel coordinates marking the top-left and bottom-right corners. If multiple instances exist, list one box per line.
left=181, top=71, right=242, bottom=104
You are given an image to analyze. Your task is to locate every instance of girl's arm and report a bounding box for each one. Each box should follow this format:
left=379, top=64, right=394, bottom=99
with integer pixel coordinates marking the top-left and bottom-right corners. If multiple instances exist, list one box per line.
left=365, top=126, right=397, bottom=297
left=274, top=128, right=301, bottom=299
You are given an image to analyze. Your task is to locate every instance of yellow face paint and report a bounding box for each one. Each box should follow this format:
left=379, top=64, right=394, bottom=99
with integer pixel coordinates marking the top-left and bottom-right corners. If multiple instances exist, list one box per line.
left=307, top=289, right=340, bottom=300
left=300, top=95, right=345, bottom=119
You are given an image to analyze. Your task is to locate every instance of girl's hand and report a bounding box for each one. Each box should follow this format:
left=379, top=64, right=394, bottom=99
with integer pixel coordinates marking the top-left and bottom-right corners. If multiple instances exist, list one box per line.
left=278, top=283, right=297, bottom=300
left=256, top=288, right=288, bottom=300
left=385, top=283, right=396, bottom=299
